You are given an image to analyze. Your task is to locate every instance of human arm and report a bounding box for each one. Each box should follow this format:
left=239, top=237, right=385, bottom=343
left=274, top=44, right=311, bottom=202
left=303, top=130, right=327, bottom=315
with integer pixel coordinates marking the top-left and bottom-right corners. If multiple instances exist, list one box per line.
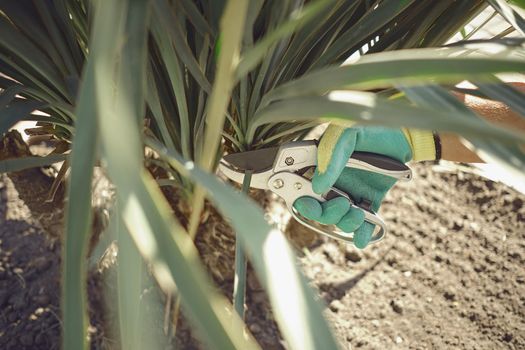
left=442, top=82, right=525, bottom=162
left=294, top=83, right=525, bottom=248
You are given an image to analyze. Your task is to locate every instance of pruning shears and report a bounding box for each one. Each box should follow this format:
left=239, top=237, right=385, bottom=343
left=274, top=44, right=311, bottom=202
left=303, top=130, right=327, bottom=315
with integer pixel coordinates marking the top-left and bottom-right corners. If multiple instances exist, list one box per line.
left=218, top=140, right=412, bottom=245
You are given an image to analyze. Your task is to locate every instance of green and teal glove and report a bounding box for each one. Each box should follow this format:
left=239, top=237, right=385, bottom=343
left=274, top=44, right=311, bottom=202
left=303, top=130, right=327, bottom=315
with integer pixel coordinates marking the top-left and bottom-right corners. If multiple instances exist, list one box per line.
left=293, top=124, right=437, bottom=249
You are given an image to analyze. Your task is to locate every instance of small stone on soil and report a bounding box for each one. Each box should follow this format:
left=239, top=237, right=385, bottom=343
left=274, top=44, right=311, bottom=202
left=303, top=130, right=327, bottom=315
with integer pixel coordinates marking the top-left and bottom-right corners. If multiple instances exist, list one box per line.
left=502, top=333, right=513, bottom=342
left=444, top=289, right=456, bottom=301
left=329, top=300, right=344, bottom=312
left=355, top=340, right=366, bottom=347
left=249, top=323, right=261, bottom=333
left=390, top=299, right=404, bottom=314
left=345, top=250, right=362, bottom=263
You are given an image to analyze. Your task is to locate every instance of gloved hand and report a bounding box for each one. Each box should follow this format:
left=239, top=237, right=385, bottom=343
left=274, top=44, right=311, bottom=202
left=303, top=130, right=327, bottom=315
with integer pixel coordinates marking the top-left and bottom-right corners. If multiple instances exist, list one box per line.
left=293, top=124, right=436, bottom=249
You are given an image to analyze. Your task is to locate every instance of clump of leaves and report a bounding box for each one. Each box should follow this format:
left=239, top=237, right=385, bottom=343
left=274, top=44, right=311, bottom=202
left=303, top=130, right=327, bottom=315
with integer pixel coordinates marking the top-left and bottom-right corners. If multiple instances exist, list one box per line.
left=1, top=1, right=525, bottom=350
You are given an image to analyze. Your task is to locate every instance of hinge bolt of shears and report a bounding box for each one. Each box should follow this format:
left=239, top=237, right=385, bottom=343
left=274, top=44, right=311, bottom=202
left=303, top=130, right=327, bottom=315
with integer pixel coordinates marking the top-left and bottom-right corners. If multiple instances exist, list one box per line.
left=294, top=182, right=302, bottom=190
left=285, top=157, right=294, bottom=165
left=272, top=178, right=284, bottom=189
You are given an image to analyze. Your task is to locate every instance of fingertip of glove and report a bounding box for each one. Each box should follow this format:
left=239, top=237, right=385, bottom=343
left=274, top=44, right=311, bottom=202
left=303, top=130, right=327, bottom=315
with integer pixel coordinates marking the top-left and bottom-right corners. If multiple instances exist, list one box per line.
left=319, top=197, right=350, bottom=224
left=312, top=170, right=332, bottom=194
left=337, top=207, right=365, bottom=233
left=293, top=197, right=322, bottom=220
left=353, top=222, right=374, bottom=249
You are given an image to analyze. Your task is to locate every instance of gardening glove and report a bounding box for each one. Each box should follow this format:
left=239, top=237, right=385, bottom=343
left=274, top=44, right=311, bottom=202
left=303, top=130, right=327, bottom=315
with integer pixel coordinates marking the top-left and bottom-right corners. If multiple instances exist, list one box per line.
left=293, top=124, right=437, bottom=249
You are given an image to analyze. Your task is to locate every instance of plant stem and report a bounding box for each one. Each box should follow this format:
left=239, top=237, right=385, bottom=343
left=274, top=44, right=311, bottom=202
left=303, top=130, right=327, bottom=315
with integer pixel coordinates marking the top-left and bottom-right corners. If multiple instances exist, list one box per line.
left=233, top=170, right=252, bottom=320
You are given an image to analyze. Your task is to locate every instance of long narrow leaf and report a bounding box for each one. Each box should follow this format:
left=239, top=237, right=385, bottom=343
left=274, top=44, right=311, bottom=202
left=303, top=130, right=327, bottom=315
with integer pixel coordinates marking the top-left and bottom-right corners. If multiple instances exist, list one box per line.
left=248, top=92, right=525, bottom=145
left=200, top=0, right=248, bottom=170
left=189, top=0, right=249, bottom=238
left=0, top=15, right=69, bottom=99
left=61, top=0, right=124, bottom=348
left=0, top=153, right=67, bottom=173
left=0, top=84, right=23, bottom=107
left=0, top=100, right=47, bottom=135
left=487, top=0, right=525, bottom=35
left=178, top=0, right=214, bottom=39
left=313, top=0, right=415, bottom=67
left=148, top=138, right=341, bottom=350
left=117, top=215, right=146, bottom=350
left=261, top=48, right=525, bottom=107
left=115, top=2, right=151, bottom=349
left=475, top=78, right=525, bottom=119
left=92, top=1, right=257, bottom=348
left=153, top=0, right=212, bottom=93
left=236, top=0, right=332, bottom=79
left=152, top=20, right=192, bottom=158
left=400, top=84, right=525, bottom=186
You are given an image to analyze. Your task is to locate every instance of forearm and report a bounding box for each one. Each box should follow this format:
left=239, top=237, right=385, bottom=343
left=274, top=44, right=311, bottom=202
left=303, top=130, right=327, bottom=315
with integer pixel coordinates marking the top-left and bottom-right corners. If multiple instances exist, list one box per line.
left=440, top=83, right=525, bottom=163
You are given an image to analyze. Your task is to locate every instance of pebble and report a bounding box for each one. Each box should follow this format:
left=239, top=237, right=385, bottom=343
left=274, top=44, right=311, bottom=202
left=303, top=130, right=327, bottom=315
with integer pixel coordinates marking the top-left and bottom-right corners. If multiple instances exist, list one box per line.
left=469, top=222, right=480, bottom=233
left=451, top=221, right=463, bottom=230
left=329, top=300, right=344, bottom=312
left=508, top=250, right=521, bottom=259
left=355, top=340, right=366, bottom=347
left=249, top=323, right=261, bottom=333
left=345, top=250, right=362, bottom=263
left=444, top=289, right=456, bottom=301
left=390, top=299, right=404, bottom=314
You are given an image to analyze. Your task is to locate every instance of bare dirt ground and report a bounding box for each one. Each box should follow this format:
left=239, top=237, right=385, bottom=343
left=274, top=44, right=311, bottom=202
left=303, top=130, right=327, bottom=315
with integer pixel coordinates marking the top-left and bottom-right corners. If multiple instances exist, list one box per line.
left=182, top=163, right=525, bottom=349
left=0, top=138, right=524, bottom=349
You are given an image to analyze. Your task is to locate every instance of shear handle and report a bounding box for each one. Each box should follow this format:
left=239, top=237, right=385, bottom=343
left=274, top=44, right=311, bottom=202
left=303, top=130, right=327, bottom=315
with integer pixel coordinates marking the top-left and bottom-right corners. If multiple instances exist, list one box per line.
left=273, top=140, right=411, bottom=181
left=267, top=172, right=386, bottom=245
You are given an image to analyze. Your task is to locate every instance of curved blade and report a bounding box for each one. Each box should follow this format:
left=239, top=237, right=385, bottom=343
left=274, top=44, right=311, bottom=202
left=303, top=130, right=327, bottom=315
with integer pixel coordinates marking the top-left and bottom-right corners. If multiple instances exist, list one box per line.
left=223, top=146, right=279, bottom=171
left=218, top=161, right=273, bottom=189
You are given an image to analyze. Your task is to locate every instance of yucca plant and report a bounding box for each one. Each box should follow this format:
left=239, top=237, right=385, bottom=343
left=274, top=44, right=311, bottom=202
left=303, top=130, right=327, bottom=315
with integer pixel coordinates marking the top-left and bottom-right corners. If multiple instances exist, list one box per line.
left=1, top=0, right=525, bottom=349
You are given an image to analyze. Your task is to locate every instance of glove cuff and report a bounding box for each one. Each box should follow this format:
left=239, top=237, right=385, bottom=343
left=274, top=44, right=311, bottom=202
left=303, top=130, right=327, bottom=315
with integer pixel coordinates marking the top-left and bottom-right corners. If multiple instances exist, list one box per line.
left=317, top=124, right=347, bottom=174
left=402, top=128, right=436, bottom=161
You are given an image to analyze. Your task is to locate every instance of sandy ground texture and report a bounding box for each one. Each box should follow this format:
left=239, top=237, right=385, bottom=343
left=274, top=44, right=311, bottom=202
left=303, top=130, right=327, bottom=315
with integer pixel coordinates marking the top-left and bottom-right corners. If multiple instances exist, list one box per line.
left=182, top=162, right=525, bottom=349
left=0, top=141, right=524, bottom=350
